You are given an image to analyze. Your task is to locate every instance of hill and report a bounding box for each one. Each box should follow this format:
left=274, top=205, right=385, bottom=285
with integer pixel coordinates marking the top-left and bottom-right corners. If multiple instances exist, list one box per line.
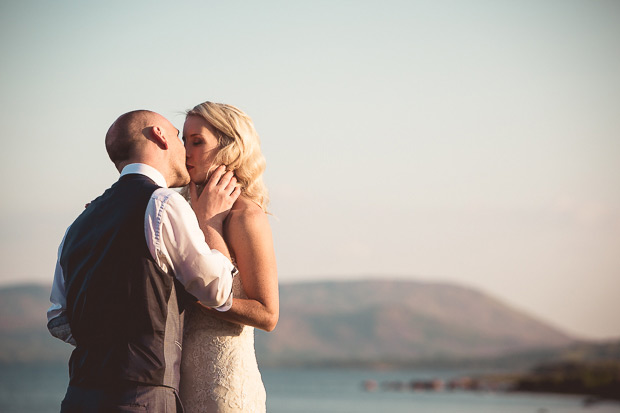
left=0, top=284, right=72, bottom=362
left=0, top=280, right=577, bottom=365
left=254, top=280, right=574, bottom=366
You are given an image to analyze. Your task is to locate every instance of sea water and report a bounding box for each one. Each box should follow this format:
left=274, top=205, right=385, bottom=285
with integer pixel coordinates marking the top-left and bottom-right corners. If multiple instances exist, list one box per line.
left=1, top=363, right=619, bottom=413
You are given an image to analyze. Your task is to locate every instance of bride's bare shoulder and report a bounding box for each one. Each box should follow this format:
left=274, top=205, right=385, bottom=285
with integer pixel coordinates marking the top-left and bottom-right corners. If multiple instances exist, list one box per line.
left=227, top=196, right=267, bottom=227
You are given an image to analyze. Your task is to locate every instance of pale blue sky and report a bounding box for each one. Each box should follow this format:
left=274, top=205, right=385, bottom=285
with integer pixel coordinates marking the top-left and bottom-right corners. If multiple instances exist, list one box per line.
left=1, top=0, right=619, bottom=339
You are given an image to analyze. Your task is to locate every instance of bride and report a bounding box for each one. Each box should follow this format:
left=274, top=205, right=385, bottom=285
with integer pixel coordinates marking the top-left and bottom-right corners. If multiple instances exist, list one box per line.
left=179, top=101, right=279, bottom=413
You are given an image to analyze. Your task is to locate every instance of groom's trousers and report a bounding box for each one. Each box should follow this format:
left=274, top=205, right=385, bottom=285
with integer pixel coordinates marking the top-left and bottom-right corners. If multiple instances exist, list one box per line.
left=60, top=384, right=184, bottom=413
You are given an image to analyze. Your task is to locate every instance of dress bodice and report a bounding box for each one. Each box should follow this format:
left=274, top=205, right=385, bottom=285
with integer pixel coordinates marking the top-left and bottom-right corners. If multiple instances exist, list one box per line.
left=179, top=274, right=266, bottom=413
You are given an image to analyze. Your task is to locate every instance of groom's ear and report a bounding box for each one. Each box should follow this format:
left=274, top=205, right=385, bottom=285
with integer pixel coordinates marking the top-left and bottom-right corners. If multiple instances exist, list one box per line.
left=150, top=126, right=169, bottom=150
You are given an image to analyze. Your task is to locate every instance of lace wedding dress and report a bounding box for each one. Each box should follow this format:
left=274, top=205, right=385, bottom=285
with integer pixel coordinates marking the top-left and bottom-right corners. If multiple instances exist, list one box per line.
left=179, top=275, right=266, bottom=412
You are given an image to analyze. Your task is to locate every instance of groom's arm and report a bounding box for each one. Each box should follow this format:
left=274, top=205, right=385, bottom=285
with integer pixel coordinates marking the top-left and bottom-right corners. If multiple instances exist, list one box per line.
left=145, top=189, right=238, bottom=310
left=190, top=166, right=238, bottom=263
left=197, top=216, right=232, bottom=263
left=47, top=229, right=76, bottom=346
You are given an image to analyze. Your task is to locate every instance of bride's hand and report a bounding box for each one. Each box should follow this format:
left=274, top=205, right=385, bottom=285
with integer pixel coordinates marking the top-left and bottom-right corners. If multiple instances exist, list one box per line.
left=190, top=165, right=241, bottom=223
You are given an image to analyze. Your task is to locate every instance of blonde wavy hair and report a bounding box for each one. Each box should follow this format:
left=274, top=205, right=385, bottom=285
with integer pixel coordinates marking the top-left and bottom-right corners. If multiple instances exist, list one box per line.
left=183, top=101, right=269, bottom=211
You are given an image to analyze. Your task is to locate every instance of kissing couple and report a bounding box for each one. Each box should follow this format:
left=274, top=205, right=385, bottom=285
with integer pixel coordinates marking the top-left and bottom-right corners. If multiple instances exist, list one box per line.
left=47, top=101, right=279, bottom=412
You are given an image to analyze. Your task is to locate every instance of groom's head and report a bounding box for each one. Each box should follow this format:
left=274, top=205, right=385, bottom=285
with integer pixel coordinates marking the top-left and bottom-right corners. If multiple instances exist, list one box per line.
left=105, top=110, right=190, bottom=187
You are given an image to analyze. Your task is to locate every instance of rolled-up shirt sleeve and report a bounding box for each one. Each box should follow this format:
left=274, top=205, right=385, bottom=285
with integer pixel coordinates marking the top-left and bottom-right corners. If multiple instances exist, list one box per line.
left=145, top=188, right=236, bottom=310
left=47, top=228, right=76, bottom=346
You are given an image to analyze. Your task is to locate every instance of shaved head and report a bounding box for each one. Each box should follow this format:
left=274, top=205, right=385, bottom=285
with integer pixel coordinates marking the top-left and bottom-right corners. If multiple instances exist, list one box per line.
left=104, top=109, right=189, bottom=186
left=105, top=110, right=165, bottom=168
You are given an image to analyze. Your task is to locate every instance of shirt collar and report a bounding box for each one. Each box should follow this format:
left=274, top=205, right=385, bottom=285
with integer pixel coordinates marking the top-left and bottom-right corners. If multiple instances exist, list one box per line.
left=119, top=163, right=168, bottom=188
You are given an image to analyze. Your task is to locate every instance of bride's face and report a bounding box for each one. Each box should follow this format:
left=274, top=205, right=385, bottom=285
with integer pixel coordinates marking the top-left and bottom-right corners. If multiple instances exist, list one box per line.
left=183, top=115, right=220, bottom=185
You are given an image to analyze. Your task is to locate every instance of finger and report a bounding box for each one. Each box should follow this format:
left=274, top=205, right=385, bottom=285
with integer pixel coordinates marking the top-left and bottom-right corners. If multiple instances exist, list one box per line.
left=230, top=186, right=241, bottom=201
left=224, top=176, right=237, bottom=193
left=189, top=181, right=198, bottom=201
left=218, top=170, right=235, bottom=188
left=207, top=165, right=227, bottom=188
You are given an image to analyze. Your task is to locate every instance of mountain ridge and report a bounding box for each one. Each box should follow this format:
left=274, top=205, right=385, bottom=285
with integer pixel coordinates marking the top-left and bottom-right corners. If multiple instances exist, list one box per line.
left=0, top=280, right=578, bottom=365
left=254, top=279, right=574, bottom=365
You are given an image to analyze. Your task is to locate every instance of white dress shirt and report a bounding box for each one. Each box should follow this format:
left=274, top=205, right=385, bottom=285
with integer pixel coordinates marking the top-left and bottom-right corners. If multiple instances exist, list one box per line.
left=47, top=163, right=236, bottom=344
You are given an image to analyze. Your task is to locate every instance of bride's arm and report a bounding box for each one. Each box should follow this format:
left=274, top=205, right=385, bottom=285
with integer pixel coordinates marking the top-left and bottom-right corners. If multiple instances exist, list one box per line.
left=200, top=206, right=279, bottom=332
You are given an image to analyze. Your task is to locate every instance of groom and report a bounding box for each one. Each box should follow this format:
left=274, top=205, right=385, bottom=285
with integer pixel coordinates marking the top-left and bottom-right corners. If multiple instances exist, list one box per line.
left=47, top=110, right=239, bottom=412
